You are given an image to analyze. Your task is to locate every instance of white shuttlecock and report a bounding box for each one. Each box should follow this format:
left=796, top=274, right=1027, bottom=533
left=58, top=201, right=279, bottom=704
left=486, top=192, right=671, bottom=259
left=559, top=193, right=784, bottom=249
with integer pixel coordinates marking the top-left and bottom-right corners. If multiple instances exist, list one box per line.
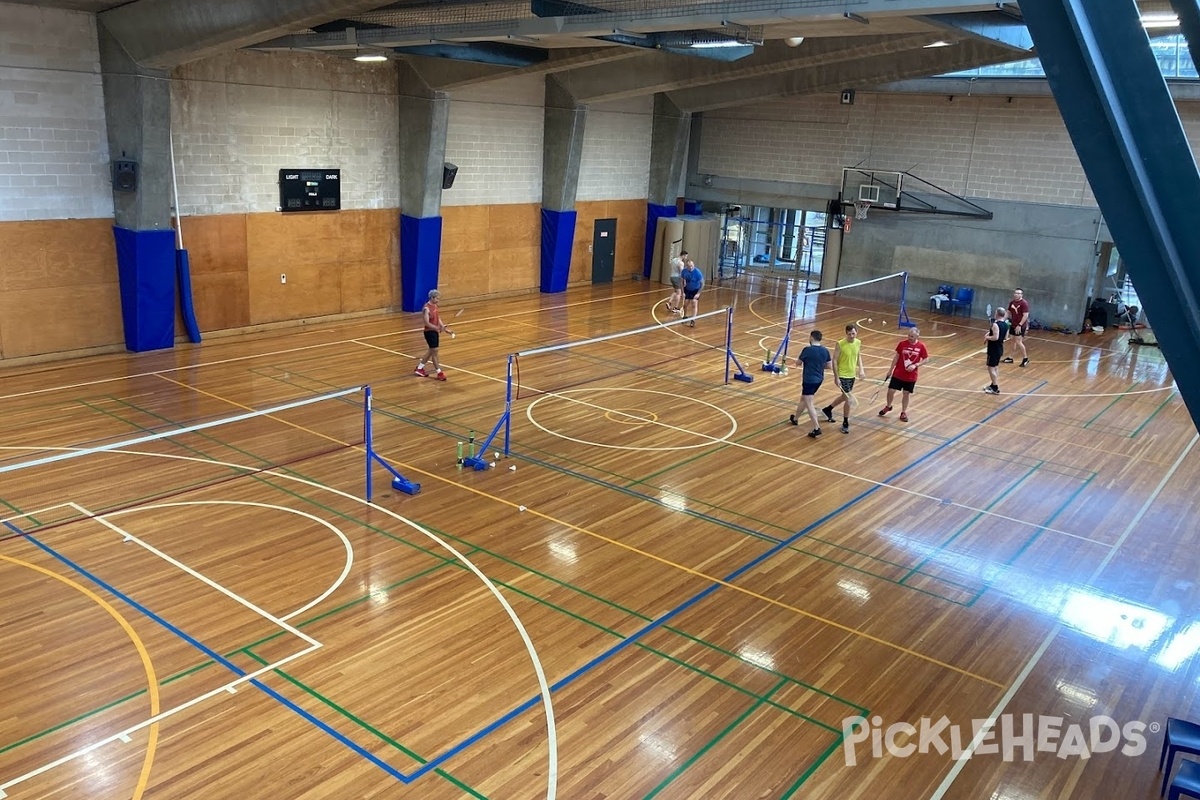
left=867, top=318, right=873, bottom=323
left=451, top=333, right=456, bottom=339
left=509, top=464, right=516, bottom=471
left=518, top=505, right=526, bottom=512
left=493, top=451, right=500, bottom=460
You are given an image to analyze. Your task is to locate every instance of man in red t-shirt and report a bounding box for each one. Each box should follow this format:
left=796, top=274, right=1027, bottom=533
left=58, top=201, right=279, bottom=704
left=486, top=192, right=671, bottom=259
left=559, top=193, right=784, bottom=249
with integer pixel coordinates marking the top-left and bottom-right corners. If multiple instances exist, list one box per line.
left=878, top=327, right=929, bottom=423
left=414, top=289, right=453, bottom=381
left=1003, top=287, right=1030, bottom=367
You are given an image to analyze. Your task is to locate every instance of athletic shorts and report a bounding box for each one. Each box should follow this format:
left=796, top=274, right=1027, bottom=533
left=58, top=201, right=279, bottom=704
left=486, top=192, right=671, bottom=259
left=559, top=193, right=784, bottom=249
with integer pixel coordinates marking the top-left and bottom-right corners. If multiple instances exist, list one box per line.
left=888, top=376, right=916, bottom=393
left=423, top=330, right=439, bottom=349
left=1011, top=325, right=1026, bottom=337
left=684, top=288, right=700, bottom=300
left=802, top=381, right=822, bottom=397
left=837, top=377, right=856, bottom=394
left=986, top=342, right=1004, bottom=367
left=670, top=276, right=681, bottom=289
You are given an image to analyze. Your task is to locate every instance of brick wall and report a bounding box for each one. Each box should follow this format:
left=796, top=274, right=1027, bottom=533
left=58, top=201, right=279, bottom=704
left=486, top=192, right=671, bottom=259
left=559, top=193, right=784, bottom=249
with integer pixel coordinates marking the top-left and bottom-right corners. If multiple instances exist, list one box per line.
left=170, top=51, right=400, bottom=216
left=0, top=2, right=112, bottom=222
left=698, top=92, right=1109, bottom=206
left=443, top=75, right=544, bottom=207
left=578, top=95, right=653, bottom=202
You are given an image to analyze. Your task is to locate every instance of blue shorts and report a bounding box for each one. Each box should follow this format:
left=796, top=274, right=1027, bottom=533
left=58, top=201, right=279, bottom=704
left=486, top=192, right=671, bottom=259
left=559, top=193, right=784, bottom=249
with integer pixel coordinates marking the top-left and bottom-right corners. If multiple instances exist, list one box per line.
left=802, top=381, right=822, bottom=396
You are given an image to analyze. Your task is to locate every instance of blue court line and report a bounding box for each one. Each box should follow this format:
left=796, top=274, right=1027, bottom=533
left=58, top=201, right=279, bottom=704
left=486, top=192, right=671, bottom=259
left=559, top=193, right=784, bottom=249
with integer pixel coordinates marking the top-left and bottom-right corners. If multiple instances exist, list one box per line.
left=402, top=382, right=1047, bottom=781
left=3, top=522, right=416, bottom=785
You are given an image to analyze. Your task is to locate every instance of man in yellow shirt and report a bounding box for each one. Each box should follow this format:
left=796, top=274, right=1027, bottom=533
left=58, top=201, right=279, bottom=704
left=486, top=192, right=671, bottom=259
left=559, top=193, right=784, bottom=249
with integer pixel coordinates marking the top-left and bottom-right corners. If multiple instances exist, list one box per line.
left=820, top=324, right=867, bottom=433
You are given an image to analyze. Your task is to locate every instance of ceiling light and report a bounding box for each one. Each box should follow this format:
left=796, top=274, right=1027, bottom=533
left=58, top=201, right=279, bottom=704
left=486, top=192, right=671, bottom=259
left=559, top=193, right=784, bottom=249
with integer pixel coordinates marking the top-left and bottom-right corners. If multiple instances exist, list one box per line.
left=690, top=40, right=746, bottom=49
left=1142, top=12, right=1179, bottom=28
left=924, top=40, right=954, bottom=48
left=354, top=54, right=388, bottom=62
left=785, top=36, right=805, bottom=47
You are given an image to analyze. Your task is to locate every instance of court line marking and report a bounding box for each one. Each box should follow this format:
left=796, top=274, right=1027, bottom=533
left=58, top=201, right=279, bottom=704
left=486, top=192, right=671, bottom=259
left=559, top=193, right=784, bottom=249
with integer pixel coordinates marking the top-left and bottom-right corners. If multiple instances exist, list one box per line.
left=932, top=348, right=986, bottom=370
left=87, top=500, right=354, bottom=622
left=148, top=375, right=557, bottom=797
left=0, top=552, right=161, bottom=800
left=361, top=342, right=1107, bottom=548
left=159, top=371, right=1017, bottom=690
left=0, top=288, right=666, bottom=404
left=927, top=431, right=1200, bottom=800
left=855, top=318, right=958, bottom=340
left=527, top=388, right=738, bottom=451
left=0, top=443, right=557, bottom=796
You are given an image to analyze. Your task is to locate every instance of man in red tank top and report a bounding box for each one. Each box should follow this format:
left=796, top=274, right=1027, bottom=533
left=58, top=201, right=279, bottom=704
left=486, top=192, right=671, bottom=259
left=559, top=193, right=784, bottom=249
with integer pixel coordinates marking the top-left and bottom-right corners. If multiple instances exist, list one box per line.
left=415, top=289, right=453, bottom=381
left=1003, top=287, right=1030, bottom=368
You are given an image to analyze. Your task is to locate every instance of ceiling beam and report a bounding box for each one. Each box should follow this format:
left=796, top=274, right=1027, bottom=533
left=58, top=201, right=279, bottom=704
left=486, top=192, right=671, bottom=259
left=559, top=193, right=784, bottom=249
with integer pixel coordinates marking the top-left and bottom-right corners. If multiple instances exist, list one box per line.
left=556, top=35, right=937, bottom=104
left=98, top=0, right=390, bottom=69
left=668, top=38, right=1019, bottom=111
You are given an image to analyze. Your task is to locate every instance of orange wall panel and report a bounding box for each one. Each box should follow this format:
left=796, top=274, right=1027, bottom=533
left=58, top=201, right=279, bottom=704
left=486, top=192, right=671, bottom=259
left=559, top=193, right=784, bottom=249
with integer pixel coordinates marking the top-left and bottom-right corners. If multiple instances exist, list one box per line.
left=0, top=284, right=124, bottom=358
left=0, top=219, right=116, bottom=292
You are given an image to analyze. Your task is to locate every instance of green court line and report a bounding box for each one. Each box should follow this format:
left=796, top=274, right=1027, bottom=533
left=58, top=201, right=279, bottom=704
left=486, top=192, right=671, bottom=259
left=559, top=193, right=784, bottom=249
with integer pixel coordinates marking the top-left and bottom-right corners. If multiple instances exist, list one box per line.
left=0, top=495, right=43, bottom=528
left=642, top=679, right=789, bottom=799
left=1131, top=391, right=1176, bottom=438
left=250, top=365, right=975, bottom=604
left=965, top=472, right=1096, bottom=608
left=780, top=733, right=847, bottom=799
left=897, top=462, right=1042, bottom=585
left=242, top=649, right=488, bottom=799
left=1083, top=382, right=1140, bottom=429
left=0, top=660, right=216, bottom=756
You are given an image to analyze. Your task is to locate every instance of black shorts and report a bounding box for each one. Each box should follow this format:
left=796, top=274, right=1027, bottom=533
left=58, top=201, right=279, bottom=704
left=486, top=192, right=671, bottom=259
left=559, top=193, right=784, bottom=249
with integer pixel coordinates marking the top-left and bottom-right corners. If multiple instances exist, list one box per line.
left=986, top=342, right=1004, bottom=367
left=837, top=377, right=856, bottom=394
left=888, top=376, right=916, bottom=393
left=423, top=330, right=440, bottom=349
left=1011, top=325, right=1026, bottom=337
left=684, top=288, right=700, bottom=300
left=802, top=381, right=822, bottom=396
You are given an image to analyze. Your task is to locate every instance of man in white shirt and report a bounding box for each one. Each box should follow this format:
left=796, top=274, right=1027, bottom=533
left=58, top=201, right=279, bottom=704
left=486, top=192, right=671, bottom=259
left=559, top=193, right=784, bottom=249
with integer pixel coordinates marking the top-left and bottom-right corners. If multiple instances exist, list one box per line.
left=666, top=249, right=687, bottom=314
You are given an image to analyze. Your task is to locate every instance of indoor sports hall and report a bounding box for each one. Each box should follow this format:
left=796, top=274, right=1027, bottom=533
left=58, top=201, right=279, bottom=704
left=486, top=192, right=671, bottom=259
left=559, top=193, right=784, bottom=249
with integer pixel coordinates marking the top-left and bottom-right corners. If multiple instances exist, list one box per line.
left=2, top=2, right=1200, bottom=800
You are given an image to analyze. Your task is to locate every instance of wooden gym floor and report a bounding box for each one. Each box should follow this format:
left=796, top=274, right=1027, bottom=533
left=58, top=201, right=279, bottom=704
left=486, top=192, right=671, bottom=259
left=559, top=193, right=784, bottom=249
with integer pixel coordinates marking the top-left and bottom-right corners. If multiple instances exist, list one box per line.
left=0, top=277, right=1197, bottom=800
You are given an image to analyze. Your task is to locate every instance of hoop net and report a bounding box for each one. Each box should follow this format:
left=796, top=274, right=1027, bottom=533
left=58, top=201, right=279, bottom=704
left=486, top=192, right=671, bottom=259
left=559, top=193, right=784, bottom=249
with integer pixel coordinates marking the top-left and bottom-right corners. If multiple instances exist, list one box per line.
left=852, top=199, right=872, bottom=220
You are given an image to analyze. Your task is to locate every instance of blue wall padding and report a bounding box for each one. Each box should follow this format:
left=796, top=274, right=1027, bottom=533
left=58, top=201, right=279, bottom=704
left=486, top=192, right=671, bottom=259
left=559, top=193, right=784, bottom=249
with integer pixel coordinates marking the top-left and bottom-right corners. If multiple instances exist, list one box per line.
left=400, top=214, right=443, bottom=312
left=684, top=200, right=702, bottom=215
left=113, top=226, right=176, bottom=352
left=540, top=208, right=576, bottom=293
left=644, top=203, right=677, bottom=277
left=175, top=249, right=202, bottom=343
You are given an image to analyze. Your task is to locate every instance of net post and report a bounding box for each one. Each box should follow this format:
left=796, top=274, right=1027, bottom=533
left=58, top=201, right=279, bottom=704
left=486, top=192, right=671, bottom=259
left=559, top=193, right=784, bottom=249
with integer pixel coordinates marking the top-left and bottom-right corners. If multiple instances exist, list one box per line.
left=503, top=354, right=514, bottom=457
left=364, top=385, right=373, bottom=502
left=363, top=384, right=421, bottom=496
left=726, top=305, right=754, bottom=383
left=761, top=294, right=794, bottom=374
left=898, top=271, right=915, bottom=328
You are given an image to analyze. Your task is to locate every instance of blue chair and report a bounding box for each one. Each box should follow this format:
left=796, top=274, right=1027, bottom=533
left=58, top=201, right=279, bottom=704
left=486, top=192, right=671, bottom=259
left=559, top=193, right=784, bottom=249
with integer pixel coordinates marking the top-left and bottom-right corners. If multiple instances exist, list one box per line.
left=1162, top=718, right=1200, bottom=796
left=948, top=286, right=974, bottom=317
left=929, top=284, right=954, bottom=314
left=1168, top=759, right=1200, bottom=800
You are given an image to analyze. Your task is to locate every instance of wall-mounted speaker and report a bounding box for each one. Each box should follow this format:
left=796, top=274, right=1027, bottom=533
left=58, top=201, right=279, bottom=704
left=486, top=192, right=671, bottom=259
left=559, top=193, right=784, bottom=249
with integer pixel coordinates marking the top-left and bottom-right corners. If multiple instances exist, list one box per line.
left=112, top=160, right=138, bottom=192
left=840, top=89, right=856, bottom=105
left=442, top=162, right=458, bottom=190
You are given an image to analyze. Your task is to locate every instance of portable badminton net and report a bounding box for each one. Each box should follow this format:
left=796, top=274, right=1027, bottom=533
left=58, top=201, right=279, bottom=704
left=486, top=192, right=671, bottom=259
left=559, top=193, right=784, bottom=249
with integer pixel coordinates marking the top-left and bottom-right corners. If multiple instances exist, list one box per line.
left=462, top=307, right=753, bottom=470
left=0, top=385, right=419, bottom=534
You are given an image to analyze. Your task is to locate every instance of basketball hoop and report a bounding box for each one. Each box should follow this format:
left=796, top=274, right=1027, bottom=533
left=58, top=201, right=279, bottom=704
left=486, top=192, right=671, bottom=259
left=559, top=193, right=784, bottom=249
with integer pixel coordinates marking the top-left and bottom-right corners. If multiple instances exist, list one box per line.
left=852, top=199, right=872, bottom=220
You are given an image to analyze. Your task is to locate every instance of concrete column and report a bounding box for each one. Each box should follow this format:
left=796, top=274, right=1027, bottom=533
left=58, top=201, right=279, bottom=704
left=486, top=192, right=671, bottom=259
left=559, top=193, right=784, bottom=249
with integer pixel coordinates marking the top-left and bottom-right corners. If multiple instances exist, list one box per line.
left=644, top=93, right=690, bottom=276
left=397, top=62, right=450, bottom=311
left=540, top=75, right=587, bottom=293
left=98, top=23, right=176, bottom=352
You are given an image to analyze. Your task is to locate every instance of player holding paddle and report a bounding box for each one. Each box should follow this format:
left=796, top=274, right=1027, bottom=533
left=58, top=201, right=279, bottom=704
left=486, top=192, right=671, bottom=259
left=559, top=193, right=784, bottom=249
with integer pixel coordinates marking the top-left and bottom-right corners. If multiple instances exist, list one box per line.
left=820, top=324, right=867, bottom=434
left=414, top=289, right=454, bottom=381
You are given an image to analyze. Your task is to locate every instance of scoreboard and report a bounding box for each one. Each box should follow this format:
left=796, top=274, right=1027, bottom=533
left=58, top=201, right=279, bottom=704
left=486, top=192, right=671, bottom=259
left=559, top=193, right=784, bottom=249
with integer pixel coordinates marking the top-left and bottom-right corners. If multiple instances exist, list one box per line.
left=279, top=169, right=340, bottom=212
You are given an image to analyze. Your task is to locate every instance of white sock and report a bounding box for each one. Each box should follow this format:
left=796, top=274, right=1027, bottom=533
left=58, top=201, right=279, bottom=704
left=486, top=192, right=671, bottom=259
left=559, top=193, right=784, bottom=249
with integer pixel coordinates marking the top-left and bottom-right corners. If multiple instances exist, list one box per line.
left=417, top=362, right=426, bottom=369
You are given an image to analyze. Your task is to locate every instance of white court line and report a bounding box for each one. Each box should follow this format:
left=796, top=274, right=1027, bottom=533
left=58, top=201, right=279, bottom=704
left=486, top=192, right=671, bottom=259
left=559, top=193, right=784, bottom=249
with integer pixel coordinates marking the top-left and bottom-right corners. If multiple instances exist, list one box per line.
left=91, top=500, right=355, bottom=622
left=0, top=288, right=663, bottom=403
left=356, top=340, right=1108, bottom=548
left=927, top=432, right=1199, bottom=800
left=933, top=348, right=986, bottom=370
left=0, top=502, right=74, bottom=525
left=0, top=641, right=319, bottom=795
left=71, top=502, right=320, bottom=648
left=0, top=447, right=558, bottom=800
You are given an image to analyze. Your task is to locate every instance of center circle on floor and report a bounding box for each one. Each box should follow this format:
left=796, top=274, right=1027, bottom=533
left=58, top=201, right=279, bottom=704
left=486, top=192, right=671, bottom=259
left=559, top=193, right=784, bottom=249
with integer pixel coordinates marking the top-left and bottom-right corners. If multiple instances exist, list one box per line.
left=527, top=388, right=738, bottom=451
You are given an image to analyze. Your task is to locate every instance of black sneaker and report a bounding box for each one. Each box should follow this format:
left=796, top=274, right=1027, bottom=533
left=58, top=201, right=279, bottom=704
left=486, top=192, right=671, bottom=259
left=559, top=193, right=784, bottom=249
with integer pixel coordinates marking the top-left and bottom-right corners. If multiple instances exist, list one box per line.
left=841, top=421, right=849, bottom=434
left=789, top=414, right=798, bottom=426
left=821, top=405, right=835, bottom=423
left=983, top=385, right=1000, bottom=394
left=1002, top=357, right=1014, bottom=364
left=807, top=428, right=822, bottom=438
left=1020, top=358, right=1028, bottom=367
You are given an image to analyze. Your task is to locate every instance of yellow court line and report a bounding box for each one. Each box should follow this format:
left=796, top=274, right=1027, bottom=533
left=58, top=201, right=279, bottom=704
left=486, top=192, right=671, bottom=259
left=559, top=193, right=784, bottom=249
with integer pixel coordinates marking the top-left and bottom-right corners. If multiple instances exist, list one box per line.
left=154, top=375, right=1006, bottom=689
left=1, top=553, right=160, bottom=798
